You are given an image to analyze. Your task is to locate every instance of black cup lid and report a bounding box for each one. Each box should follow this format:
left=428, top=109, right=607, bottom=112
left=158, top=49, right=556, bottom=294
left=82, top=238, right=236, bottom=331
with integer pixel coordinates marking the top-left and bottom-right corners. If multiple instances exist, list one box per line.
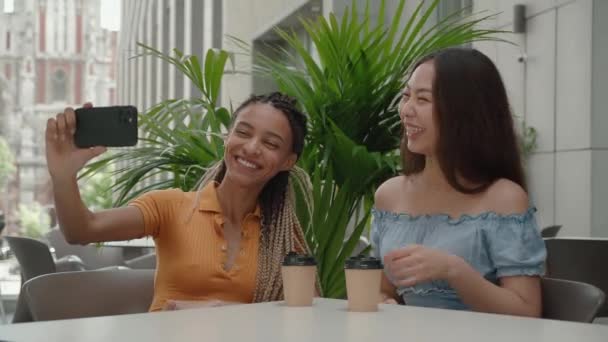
left=344, top=256, right=383, bottom=269
left=283, top=252, right=317, bottom=266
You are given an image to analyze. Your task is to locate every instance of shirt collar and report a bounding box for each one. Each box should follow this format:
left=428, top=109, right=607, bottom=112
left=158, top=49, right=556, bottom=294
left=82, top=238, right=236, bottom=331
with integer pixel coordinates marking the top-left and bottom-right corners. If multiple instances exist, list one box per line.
left=198, top=182, right=261, bottom=218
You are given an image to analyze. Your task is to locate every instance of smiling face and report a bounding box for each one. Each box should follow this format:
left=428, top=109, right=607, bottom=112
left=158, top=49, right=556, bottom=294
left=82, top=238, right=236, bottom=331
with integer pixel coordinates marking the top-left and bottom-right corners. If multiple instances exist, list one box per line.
left=399, top=61, right=439, bottom=157
left=223, top=103, right=297, bottom=188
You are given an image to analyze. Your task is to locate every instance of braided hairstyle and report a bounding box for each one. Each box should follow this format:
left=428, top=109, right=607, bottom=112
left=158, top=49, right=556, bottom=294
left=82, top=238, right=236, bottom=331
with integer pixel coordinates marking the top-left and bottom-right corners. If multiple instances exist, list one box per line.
left=194, top=92, right=314, bottom=302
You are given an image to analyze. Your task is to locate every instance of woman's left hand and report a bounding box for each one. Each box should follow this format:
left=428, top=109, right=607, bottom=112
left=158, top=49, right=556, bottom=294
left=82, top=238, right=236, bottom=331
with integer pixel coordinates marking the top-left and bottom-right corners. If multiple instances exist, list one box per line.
left=384, top=244, right=463, bottom=287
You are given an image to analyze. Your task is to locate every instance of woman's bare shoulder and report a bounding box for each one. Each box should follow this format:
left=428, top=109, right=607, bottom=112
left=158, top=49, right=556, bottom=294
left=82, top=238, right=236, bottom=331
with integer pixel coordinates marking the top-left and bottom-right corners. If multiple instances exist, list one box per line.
left=374, top=175, right=409, bottom=211
left=484, top=178, right=529, bottom=215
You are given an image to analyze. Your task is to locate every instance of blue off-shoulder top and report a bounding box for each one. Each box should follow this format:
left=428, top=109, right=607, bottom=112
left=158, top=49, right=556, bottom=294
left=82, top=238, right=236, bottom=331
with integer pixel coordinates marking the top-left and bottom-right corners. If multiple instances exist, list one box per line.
left=371, top=207, right=546, bottom=310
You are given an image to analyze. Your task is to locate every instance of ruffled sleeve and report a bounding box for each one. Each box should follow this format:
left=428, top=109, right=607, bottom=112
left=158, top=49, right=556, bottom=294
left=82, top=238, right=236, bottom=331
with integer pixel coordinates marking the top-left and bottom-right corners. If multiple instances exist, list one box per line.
left=483, top=208, right=546, bottom=278
left=370, top=208, right=388, bottom=258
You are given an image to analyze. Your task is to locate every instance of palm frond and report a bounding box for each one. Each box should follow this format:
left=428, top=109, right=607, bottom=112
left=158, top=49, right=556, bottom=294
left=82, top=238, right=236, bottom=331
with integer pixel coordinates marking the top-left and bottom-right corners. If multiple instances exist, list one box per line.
left=82, top=45, right=232, bottom=207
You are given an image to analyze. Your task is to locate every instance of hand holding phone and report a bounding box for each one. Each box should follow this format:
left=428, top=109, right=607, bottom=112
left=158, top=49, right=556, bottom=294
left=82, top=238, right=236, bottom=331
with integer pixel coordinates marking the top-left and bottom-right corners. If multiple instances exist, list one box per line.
left=45, top=104, right=138, bottom=180
left=74, top=105, right=138, bottom=148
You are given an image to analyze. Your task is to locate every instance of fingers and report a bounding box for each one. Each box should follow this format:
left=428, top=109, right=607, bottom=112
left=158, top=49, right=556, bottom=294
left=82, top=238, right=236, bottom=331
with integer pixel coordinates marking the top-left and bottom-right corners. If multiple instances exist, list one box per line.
left=385, top=246, right=420, bottom=276
left=87, top=146, right=107, bottom=158
left=64, top=107, right=77, bottom=134
left=390, top=252, right=420, bottom=271
left=390, top=266, right=420, bottom=287
left=396, top=276, right=418, bottom=287
left=210, top=300, right=224, bottom=307
left=388, top=258, right=431, bottom=286
left=384, top=244, right=420, bottom=263
left=385, top=246, right=424, bottom=287
left=47, top=111, right=70, bottom=144
left=384, top=250, right=405, bottom=263
left=385, top=246, right=455, bottom=287
left=46, top=118, right=57, bottom=142
left=56, top=113, right=67, bottom=141
left=387, top=258, right=420, bottom=286
left=46, top=108, right=76, bottom=144
left=390, top=261, right=419, bottom=279
left=383, top=298, right=398, bottom=305
left=163, top=300, right=177, bottom=311
left=83, top=102, right=93, bottom=108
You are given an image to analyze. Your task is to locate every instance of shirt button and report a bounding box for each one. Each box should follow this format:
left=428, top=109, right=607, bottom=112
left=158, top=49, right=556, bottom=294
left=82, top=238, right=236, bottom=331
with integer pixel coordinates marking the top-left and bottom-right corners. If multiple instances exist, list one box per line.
left=240, top=249, right=245, bottom=256
left=221, top=245, right=227, bottom=251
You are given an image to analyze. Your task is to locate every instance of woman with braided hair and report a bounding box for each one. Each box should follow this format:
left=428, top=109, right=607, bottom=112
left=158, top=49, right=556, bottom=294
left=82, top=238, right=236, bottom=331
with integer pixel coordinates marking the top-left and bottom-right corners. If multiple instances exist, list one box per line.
left=45, top=92, right=314, bottom=311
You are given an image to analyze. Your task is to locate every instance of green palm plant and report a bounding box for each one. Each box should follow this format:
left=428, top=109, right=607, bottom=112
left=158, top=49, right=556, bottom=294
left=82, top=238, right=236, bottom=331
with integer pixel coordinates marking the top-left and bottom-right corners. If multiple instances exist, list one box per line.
left=247, top=0, right=505, bottom=298
left=81, top=44, right=233, bottom=204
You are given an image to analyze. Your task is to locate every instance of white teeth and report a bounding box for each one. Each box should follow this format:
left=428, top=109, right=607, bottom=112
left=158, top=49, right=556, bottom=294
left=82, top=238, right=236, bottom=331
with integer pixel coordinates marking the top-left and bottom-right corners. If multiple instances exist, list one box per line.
left=237, top=157, right=259, bottom=169
left=406, top=126, right=424, bottom=136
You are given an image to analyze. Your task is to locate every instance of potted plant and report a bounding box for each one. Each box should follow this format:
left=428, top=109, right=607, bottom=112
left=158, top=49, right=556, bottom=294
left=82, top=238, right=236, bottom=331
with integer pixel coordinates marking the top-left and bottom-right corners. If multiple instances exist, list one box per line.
left=248, top=0, right=504, bottom=297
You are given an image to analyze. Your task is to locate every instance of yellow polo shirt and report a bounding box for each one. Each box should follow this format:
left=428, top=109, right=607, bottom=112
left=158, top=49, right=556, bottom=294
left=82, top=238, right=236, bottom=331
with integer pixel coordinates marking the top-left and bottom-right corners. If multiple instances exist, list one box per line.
left=130, top=183, right=261, bottom=311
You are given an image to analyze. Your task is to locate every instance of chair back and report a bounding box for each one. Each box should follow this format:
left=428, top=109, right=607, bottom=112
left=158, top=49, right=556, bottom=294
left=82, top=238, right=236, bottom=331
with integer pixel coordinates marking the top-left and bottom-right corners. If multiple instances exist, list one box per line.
left=545, top=238, right=608, bottom=316
left=124, top=252, right=157, bottom=269
left=23, top=269, right=154, bottom=321
left=4, top=236, right=56, bottom=282
left=540, top=225, right=562, bottom=238
left=542, top=277, right=605, bottom=322
left=46, top=228, right=126, bottom=269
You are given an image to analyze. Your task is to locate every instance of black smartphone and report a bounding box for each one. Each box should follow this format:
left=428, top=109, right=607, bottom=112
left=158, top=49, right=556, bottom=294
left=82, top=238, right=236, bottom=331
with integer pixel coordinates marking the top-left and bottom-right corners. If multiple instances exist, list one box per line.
left=74, top=106, right=138, bottom=148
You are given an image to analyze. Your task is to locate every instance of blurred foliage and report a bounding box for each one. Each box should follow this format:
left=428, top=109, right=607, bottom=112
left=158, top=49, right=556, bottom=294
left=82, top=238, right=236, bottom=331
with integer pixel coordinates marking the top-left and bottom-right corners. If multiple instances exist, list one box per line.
left=80, top=162, right=115, bottom=211
left=0, top=136, right=16, bottom=190
left=18, top=202, right=51, bottom=238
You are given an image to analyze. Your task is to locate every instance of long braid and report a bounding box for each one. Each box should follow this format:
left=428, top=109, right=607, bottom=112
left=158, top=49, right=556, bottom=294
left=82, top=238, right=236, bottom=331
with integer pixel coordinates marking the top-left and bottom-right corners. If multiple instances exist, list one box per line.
left=252, top=167, right=318, bottom=302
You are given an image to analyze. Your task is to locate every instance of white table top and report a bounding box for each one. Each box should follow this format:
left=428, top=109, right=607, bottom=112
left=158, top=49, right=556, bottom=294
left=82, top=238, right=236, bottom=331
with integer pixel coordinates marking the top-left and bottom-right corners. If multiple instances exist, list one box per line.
left=0, top=299, right=607, bottom=342
left=102, top=237, right=155, bottom=248
left=546, top=236, right=608, bottom=241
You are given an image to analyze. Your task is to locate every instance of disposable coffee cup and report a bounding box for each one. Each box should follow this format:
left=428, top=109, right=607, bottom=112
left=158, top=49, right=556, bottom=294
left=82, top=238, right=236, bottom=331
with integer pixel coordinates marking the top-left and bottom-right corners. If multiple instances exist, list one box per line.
left=345, top=256, right=383, bottom=312
left=282, top=252, right=317, bottom=306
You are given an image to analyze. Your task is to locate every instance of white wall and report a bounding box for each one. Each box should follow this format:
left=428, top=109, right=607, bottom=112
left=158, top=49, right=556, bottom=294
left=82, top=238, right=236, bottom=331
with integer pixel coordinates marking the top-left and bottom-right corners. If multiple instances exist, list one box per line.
left=221, top=0, right=310, bottom=108
left=473, top=0, right=607, bottom=237
left=590, top=0, right=608, bottom=236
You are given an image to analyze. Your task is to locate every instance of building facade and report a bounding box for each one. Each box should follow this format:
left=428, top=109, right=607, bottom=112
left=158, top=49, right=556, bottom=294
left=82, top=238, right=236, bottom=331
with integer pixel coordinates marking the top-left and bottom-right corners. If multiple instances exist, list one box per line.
left=472, top=0, right=608, bottom=237
left=118, top=0, right=222, bottom=110
left=0, top=0, right=117, bottom=232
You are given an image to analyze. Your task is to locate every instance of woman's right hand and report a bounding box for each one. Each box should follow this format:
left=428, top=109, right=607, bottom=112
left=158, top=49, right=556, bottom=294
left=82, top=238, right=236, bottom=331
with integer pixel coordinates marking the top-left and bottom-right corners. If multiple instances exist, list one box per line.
left=379, top=292, right=398, bottom=305
left=45, top=103, right=106, bottom=180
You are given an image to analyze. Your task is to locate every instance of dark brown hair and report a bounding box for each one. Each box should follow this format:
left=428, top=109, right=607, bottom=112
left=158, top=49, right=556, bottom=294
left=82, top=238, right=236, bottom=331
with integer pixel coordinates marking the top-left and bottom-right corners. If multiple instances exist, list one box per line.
left=401, top=48, right=526, bottom=193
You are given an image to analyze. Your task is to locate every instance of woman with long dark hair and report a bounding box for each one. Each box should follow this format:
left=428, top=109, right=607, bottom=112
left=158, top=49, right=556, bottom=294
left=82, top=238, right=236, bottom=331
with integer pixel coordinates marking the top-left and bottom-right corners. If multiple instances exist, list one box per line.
left=373, top=48, right=546, bottom=316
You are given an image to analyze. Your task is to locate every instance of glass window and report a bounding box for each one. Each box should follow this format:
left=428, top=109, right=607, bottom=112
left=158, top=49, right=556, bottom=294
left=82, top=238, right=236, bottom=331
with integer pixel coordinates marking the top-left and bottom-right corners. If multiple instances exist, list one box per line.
left=437, top=0, right=473, bottom=21
left=3, top=0, right=14, bottom=14
left=51, top=69, right=67, bottom=102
